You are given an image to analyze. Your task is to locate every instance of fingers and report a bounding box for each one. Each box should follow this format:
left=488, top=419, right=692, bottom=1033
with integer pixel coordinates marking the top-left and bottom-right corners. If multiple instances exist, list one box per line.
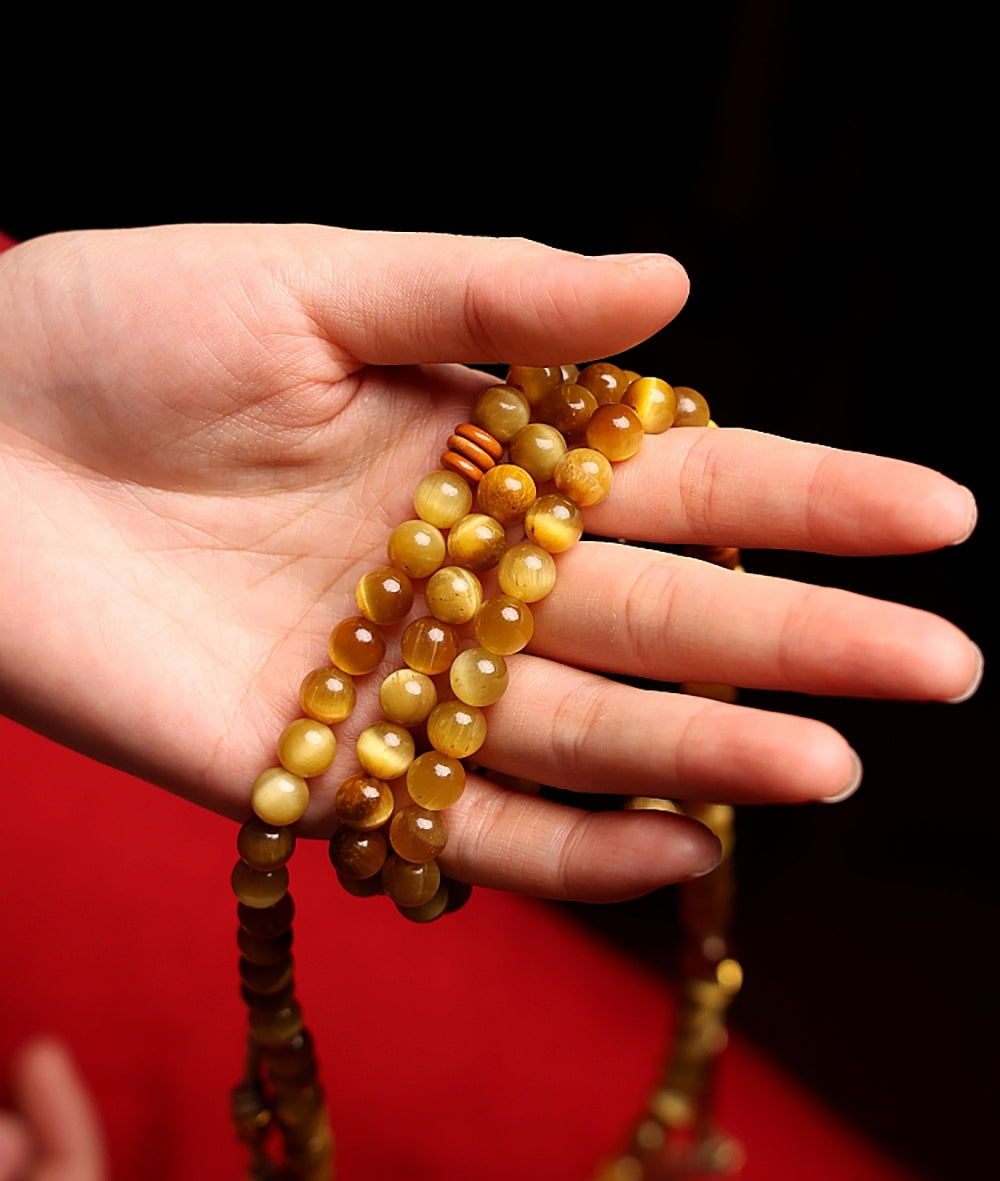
left=585, top=428, right=977, bottom=554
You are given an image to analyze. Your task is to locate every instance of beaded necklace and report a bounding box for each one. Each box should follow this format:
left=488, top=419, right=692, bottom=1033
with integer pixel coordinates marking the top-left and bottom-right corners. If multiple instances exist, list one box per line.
left=229, top=362, right=742, bottom=1181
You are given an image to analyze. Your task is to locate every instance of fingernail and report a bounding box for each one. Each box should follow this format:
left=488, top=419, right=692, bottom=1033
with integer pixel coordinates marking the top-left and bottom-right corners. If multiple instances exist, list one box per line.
left=948, top=486, right=978, bottom=545
left=591, top=251, right=688, bottom=276
left=947, top=644, right=984, bottom=703
left=822, top=749, right=863, bottom=804
left=681, top=836, right=724, bottom=880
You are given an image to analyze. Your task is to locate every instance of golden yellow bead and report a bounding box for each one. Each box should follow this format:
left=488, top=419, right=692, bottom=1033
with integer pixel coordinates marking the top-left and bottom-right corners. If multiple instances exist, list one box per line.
left=577, top=361, right=630, bottom=404
left=673, top=386, right=712, bottom=426
left=553, top=447, right=614, bottom=507
left=476, top=463, right=537, bottom=525
left=387, top=520, right=446, bottom=579
left=524, top=494, right=584, bottom=553
left=425, top=566, right=483, bottom=625
left=474, top=595, right=534, bottom=655
left=378, top=668, right=438, bottom=727
left=473, top=385, right=532, bottom=442
left=559, top=363, right=580, bottom=384
left=355, top=567, right=415, bottom=625
left=389, top=805, right=448, bottom=862
left=413, top=470, right=473, bottom=529
left=401, top=616, right=460, bottom=676
left=237, top=817, right=296, bottom=872
left=449, top=647, right=509, bottom=707
left=333, top=773, right=395, bottom=831
left=504, top=365, right=563, bottom=410
left=328, top=616, right=386, bottom=676
left=381, top=855, right=442, bottom=908
left=299, top=666, right=357, bottom=725
left=277, top=718, right=337, bottom=778
left=622, top=368, right=642, bottom=384
left=355, top=722, right=415, bottom=780
left=406, top=751, right=467, bottom=810
left=624, top=376, right=677, bottom=433
left=585, top=403, right=644, bottom=461
left=538, top=383, right=598, bottom=435
left=251, top=767, right=310, bottom=827
left=446, top=514, right=506, bottom=573
left=497, top=542, right=557, bottom=603
left=231, top=860, right=289, bottom=909
left=425, top=700, right=488, bottom=758
left=508, top=423, right=567, bottom=482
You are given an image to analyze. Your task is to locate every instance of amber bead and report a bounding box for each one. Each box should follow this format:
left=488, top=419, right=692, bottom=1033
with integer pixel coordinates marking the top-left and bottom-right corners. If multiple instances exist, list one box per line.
left=298, top=666, right=357, bottom=726
left=238, top=927, right=293, bottom=966
left=505, top=365, right=563, bottom=409
left=538, top=383, right=598, bottom=436
left=397, top=882, right=450, bottom=923
left=240, top=955, right=294, bottom=995
left=673, top=386, right=711, bottom=426
left=277, top=717, right=337, bottom=778
left=355, top=567, right=415, bottom=625
left=335, top=869, right=384, bottom=898
left=356, top=722, right=415, bottom=780
left=473, top=385, right=531, bottom=441
left=328, top=616, right=386, bottom=676
left=553, top=447, right=614, bottom=507
left=381, top=854, right=442, bottom=908
left=333, top=773, right=395, bottom=831
left=238, top=893, right=295, bottom=938
left=524, top=494, right=584, bottom=554
left=624, top=375, right=677, bottom=433
left=497, top=542, right=557, bottom=603
left=378, top=668, right=438, bottom=727
left=249, top=1000, right=304, bottom=1047
left=426, top=700, right=487, bottom=759
left=237, top=817, right=296, bottom=872
left=387, top=520, right=446, bottom=579
left=413, top=470, right=473, bottom=529
left=251, top=767, right=310, bottom=828
left=577, top=361, right=630, bottom=405
left=586, top=402, right=644, bottom=461
left=508, top=423, right=567, bottom=482
left=328, top=828, right=388, bottom=880
left=446, top=513, right=507, bottom=572
left=232, top=860, right=289, bottom=908
left=449, top=647, right=509, bottom=707
left=405, top=751, right=467, bottom=810
left=389, top=805, right=448, bottom=862
left=476, top=463, right=537, bottom=525
left=474, top=595, right=534, bottom=655
left=401, top=616, right=460, bottom=676
left=425, top=566, right=483, bottom=625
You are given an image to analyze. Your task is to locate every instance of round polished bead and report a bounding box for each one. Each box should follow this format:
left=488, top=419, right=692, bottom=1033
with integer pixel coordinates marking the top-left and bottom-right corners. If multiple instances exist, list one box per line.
left=328, top=616, right=386, bottom=676
left=238, top=893, right=295, bottom=938
left=378, top=668, right=438, bottom=727
left=277, top=718, right=337, bottom=778
left=673, top=386, right=712, bottom=426
left=240, top=955, right=295, bottom=995
left=381, top=855, right=442, bottom=908
left=586, top=402, right=644, bottom=461
left=238, top=927, right=294, bottom=966
left=251, top=767, right=310, bottom=827
left=449, top=647, right=509, bottom=707
left=263, top=1029, right=316, bottom=1078
left=425, top=566, right=483, bottom=625
left=335, top=869, right=384, bottom=898
left=356, top=722, right=415, bottom=780
left=509, top=423, right=568, bottom=482
left=446, top=514, right=507, bottom=572
left=624, top=376, right=677, bottom=434
left=497, top=542, right=557, bottom=603
left=538, top=383, right=598, bottom=435
left=333, top=773, right=395, bottom=831
left=401, top=617, right=460, bottom=676
left=328, top=828, right=388, bottom=879
left=553, top=447, right=614, bottom=507
left=473, top=385, right=531, bottom=441
left=505, top=365, right=564, bottom=409
left=413, top=470, right=473, bottom=529
left=426, top=700, right=487, bottom=758
left=397, top=881, right=451, bottom=924
left=249, top=1000, right=304, bottom=1047
left=524, top=494, right=584, bottom=553
left=387, top=520, right=446, bottom=580
left=389, top=805, right=448, bottom=862
left=237, top=817, right=296, bottom=872
left=476, top=463, right=537, bottom=525
left=231, top=860, right=289, bottom=908
left=474, top=594, right=534, bottom=654
left=577, top=361, right=630, bottom=405
left=298, top=667, right=357, bottom=725
left=406, top=752, right=467, bottom=810
left=355, top=567, right=415, bottom=625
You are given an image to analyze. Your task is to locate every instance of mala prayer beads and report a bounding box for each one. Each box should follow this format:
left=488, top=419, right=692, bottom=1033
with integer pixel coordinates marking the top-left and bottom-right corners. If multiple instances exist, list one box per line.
left=230, top=360, right=743, bottom=1180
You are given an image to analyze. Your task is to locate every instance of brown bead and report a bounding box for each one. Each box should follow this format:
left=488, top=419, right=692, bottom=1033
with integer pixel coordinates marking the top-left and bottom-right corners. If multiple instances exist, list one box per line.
left=497, top=542, right=557, bottom=603
left=426, top=700, right=488, bottom=759
left=333, top=773, right=395, bottom=831
left=396, top=882, right=451, bottom=923
left=474, top=594, right=534, bottom=654
left=473, top=385, right=531, bottom=442
left=356, top=722, right=415, bottom=780
left=586, top=402, right=644, bottom=461
left=559, top=364, right=580, bottom=384
left=231, top=860, right=290, bottom=908
left=449, top=647, right=509, bottom=707
left=401, top=616, right=460, bottom=676
left=508, top=423, right=568, bottom=482
left=328, top=828, right=388, bottom=880
left=673, top=386, right=712, bottom=426
left=335, top=869, right=384, bottom=898
left=505, top=365, right=564, bottom=409
left=249, top=1000, right=304, bottom=1047
left=476, top=464, right=537, bottom=525
left=238, top=927, right=294, bottom=966
left=263, top=1029, right=316, bottom=1078
left=413, top=470, right=473, bottom=529
left=445, top=432, right=496, bottom=474
left=390, top=805, right=448, bottom=862
left=577, top=361, right=630, bottom=404
left=273, top=1083, right=324, bottom=1129
left=553, top=447, right=614, bottom=507
left=406, top=751, right=467, bottom=810
left=624, top=376, right=677, bottom=434
left=328, top=616, right=386, bottom=676
left=381, top=855, right=442, bottom=908
left=237, top=817, right=296, bottom=872
left=454, top=422, right=503, bottom=460
left=355, top=567, right=415, bottom=625
left=425, top=566, right=483, bottom=625
left=240, top=955, right=295, bottom=995
left=298, top=666, right=357, bottom=725
left=441, top=450, right=487, bottom=484
left=378, top=668, right=438, bottom=727
left=277, top=718, right=337, bottom=778
left=238, top=893, right=295, bottom=938
left=251, top=767, right=310, bottom=828
left=442, top=876, right=474, bottom=914
left=446, top=514, right=506, bottom=572
left=387, top=520, right=446, bottom=579
left=242, top=979, right=295, bottom=1013
left=524, top=494, right=584, bottom=553
left=537, top=383, right=598, bottom=435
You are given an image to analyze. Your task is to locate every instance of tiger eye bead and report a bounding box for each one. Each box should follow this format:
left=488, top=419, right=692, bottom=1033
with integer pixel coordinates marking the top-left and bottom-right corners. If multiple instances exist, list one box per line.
left=251, top=767, right=310, bottom=827
left=524, top=494, right=584, bottom=553
left=505, top=365, right=564, bottom=409
left=231, top=860, right=290, bottom=908
left=673, top=386, right=712, bottom=426
left=446, top=514, right=507, bottom=573
left=299, top=667, right=357, bottom=725
left=238, top=927, right=294, bottom=966
left=356, top=722, right=415, bottom=780
left=387, top=520, right=446, bottom=580
left=381, top=855, right=442, bottom=908
left=553, top=448, right=614, bottom=507
left=355, top=567, right=415, bottom=625
left=577, top=361, right=631, bottom=405
left=333, top=773, right=395, bottom=831
left=426, top=700, right=488, bottom=758
left=240, top=955, right=295, bottom=995
left=328, top=828, right=388, bottom=880
left=476, top=464, right=537, bottom=525
left=277, top=718, right=337, bottom=778
left=238, top=817, right=296, bottom=872
left=473, top=385, right=532, bottom=442
left=397, top=882, right=451, bottom=924
left=401, top=617, right=460, bottom=676
left=538, top=383, right=598, bottom=436
left=474, top=595, right=534, bottom=655
left=624, top=376, right=677, bottom=433
left=390, top=805, right=448, bottom=862
left=449, top=647, right=509, bottom=707
left=425, top=566, right=483, bottom=625
left=586, top=402, right=645, bottom=461
left=509, top=423, right=567, bottom=482
left=497, top=542, right=557, bottom=603
left=249, top=1000, right=304, bottom=1047
left=413, top=470, right=473, bottom=529
left=378, top=668, right=438, bottom=727
left=406, top=752, right=467, bottom=810
left=238, top=893, right=295, bottom=938
left=328, top=617, right=386, bottom=676
left=335, top=870, right=384, bottom=898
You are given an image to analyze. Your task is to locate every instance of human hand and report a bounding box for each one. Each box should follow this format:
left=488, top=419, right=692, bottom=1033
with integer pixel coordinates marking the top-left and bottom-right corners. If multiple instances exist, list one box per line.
left=0, top=225, right=980, bottom=901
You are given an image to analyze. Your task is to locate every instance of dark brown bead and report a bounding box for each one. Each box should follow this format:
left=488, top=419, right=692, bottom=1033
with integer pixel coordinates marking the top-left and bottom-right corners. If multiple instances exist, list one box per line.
left=381, top=855, right=441, bottom=908
left=327, top=828, right=388, bottom=880
left=443, top=876, right=473, bottom=914
left=333, top=773, right=395, bottom=832
left=397, top=881, right=450, bottom=923
left=240, top=955, right=295, bottom=994
left=242, top=980, right=295, bottom=1012
left=273, top=1082, right=324, bottom=1128
left=237, top=817, right=296, bottom=872
left=238, top=927, right=294, bottom=966
left=231, top=860, right=289, bottom=909
left=537, top=383, right=598, bottom=435
left=577, top=361, right=630, bottom=405
left=335, top=869, right=384, bottom=898
left=249, top=999, right=304, bottom=1046
left=263, top=1030, right=317, bottom=1078
left=238, top=893, right=295, bottom=938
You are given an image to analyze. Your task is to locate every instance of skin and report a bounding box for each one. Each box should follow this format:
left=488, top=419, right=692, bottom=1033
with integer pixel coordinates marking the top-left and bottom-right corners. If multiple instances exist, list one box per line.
left=0, top=224, right=981, bottom=907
